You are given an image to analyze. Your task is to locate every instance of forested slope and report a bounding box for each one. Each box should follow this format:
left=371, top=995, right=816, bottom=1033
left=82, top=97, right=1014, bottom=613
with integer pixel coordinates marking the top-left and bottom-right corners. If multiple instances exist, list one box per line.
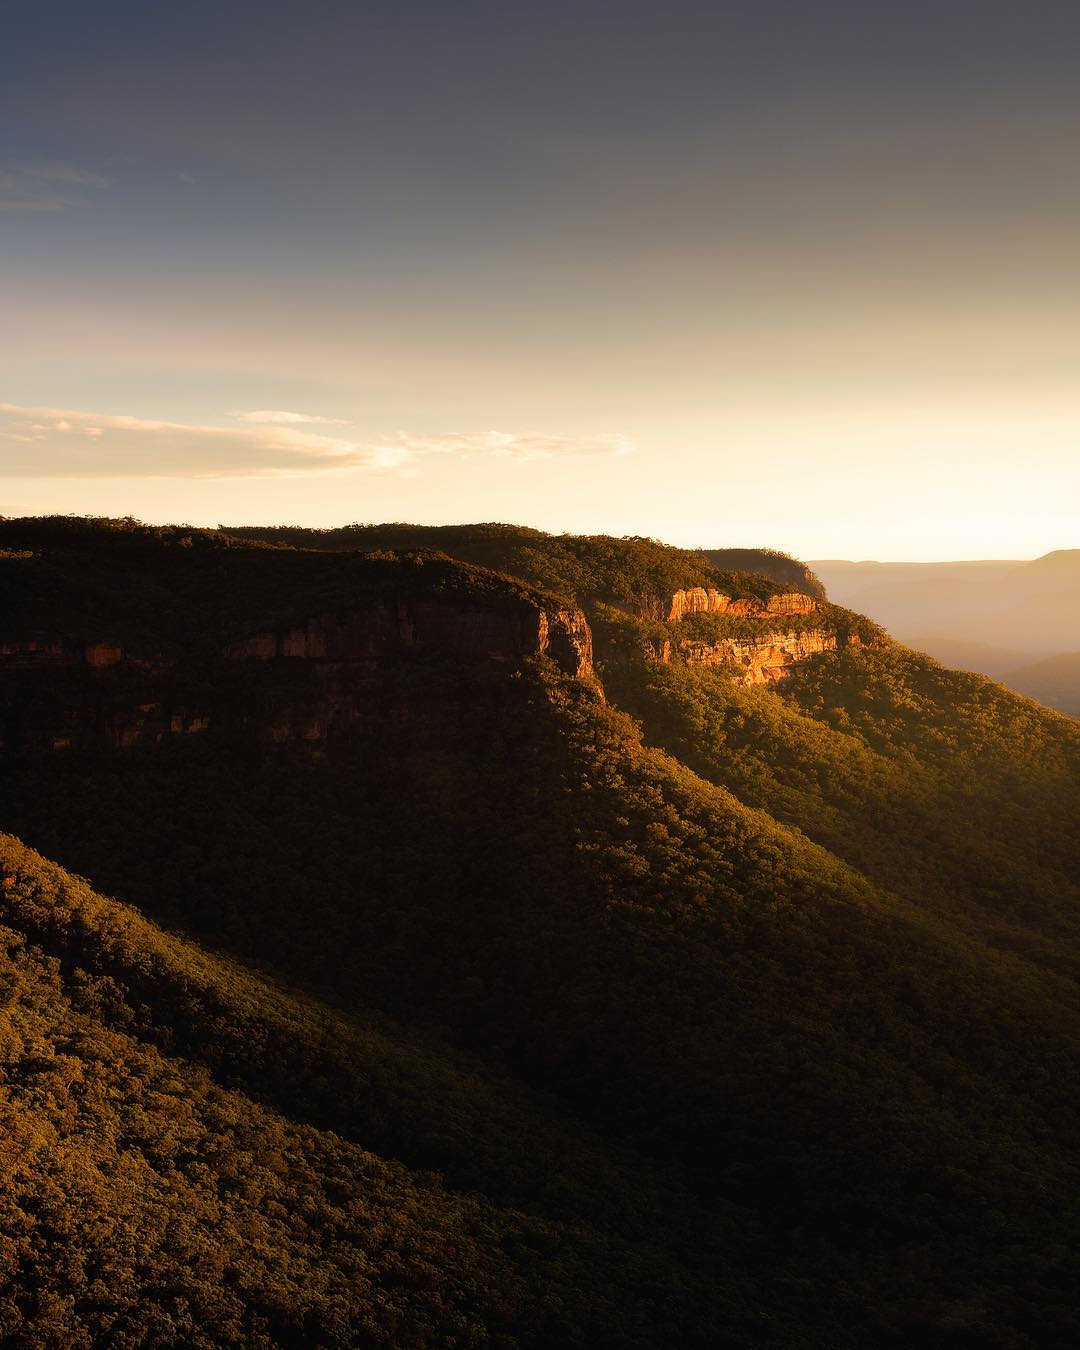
left=217, top=520, right=825, bottom=607
left=0, top=834, right=758, bottom=1349
left=597, top=629, right=1080, bottom=976
left=2, top=518, right=1079, bottom=1347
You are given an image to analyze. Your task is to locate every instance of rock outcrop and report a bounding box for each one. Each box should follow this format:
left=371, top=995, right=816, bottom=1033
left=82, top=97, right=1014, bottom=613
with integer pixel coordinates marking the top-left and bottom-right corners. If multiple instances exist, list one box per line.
left=0, top=639, right=166, bottom=672
left=0, top=591, right=595, bottom=754
left=677, top=629, right=860, bottom=683
left=638, top=587, right=861, bottom=684
left=223, top=599, right=592, bottom=679
left=664, top=588, right=818, bottom=623
left=647, top=626, right=865, bottom=685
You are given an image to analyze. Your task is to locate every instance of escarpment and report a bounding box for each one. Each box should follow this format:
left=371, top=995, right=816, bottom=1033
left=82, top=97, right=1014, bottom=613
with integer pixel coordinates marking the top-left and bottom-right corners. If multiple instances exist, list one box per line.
left=653, top=628, right=868, bottom=684
left=222, top=597, right=592, bottom=677
left=663, top=587, right=818, bottom=623
left=635, top=590, right=871, bottom=685
left=0, top=520, right=873, bottom=750
left=0, top=558, right=595, bottom=753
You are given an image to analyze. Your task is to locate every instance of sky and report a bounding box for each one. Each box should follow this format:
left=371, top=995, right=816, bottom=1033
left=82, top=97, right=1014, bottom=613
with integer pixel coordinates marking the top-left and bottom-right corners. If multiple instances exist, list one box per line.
left=2, top=0, right=1078, bottom=560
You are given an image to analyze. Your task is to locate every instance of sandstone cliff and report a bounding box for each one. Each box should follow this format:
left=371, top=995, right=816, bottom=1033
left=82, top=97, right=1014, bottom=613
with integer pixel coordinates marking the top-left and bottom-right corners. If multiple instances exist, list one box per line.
left=639, top=589, right=868, bottom=685
left=0, top=523, right=865, bottom=751
left=222, top=597, right=592, bottom=677
left=664, top=588, right=818, bottom=623
left=658, top=628, right=867, bottom=684
left=0, top=584, right=594, bottom=754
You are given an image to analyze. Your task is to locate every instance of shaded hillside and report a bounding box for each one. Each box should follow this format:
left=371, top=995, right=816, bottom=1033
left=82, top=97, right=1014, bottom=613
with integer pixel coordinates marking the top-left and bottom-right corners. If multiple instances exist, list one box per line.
left=2, top=518, right=1080, bottom=1347
left=0, top=834, right=760, bottom=1349
left=0, top=517, right=595, bottom=755
left=700, top=547, right=825, bottom=599
left=0, top=515, right=590, bottom=655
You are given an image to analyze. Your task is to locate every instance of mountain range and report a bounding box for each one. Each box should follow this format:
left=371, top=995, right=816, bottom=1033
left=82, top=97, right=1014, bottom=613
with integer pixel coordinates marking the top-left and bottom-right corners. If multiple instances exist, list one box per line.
left=815, top=551, right=1080, bottom=716
left=0, top=516, right=1078, bottom=1347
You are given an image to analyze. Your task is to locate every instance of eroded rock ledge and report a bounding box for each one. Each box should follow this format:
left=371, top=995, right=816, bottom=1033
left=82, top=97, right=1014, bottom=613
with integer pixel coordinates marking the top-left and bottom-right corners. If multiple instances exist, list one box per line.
left=0, top=592, right=595, bottom=753
left=654, top=629, right=867, bottom=684
left=664, top=588, right=818, bottom=623
left=644, top=589, right=865, bottom=684
left=223, top=599, right=593, bottom=679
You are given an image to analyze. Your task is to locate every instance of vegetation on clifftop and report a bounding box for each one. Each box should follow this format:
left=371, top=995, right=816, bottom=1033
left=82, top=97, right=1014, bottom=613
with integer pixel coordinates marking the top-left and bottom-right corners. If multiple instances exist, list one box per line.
left=215, top=520, right=825, bottom=608
left=0, top=517, right=1078, bottom=1347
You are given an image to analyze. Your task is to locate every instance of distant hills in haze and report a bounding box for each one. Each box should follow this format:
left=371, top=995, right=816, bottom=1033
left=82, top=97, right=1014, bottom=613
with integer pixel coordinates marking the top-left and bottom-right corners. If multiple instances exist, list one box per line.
left=814, top=550, right=1080, bottom=715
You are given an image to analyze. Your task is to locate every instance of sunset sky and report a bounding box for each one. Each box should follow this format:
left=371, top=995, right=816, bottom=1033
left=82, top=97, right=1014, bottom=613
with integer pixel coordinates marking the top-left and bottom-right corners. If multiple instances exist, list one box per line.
left=3, top=0, right=1078, bottom=558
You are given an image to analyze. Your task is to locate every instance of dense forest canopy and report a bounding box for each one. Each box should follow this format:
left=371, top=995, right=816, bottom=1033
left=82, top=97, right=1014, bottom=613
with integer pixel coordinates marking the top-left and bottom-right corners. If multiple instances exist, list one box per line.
left=0, top=516, right=1078, bottom=1347
left=214, top=520, right=826, bottom=606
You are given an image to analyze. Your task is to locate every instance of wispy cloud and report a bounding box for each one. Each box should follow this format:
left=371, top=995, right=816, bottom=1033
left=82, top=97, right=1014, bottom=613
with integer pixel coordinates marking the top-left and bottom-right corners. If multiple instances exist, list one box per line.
left=230, top=409, right=350, bottom=426
left=0, top=403, right=391, bottom=477
left=0, top=163, right=113, bottom=213
left=23, top=164, right=113, bottom=188
left=370, top=430, right=634, bottom=462
left=0, top=403, right=633, bottom=479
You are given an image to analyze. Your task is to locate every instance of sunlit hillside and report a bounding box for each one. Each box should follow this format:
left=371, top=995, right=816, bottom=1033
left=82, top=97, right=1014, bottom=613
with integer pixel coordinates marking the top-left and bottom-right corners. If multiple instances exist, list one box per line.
left=1, top=519, right=1078, bottom=1346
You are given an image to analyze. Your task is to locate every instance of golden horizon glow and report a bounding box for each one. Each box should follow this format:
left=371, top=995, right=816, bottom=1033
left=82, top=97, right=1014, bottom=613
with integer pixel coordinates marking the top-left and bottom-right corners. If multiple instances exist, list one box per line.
left=4, top=3, right=1079, bottom=560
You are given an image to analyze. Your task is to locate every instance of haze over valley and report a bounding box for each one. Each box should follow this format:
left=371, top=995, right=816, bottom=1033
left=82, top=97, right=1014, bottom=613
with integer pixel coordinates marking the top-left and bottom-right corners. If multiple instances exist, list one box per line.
left=817, top=550, right=1080, bottom=715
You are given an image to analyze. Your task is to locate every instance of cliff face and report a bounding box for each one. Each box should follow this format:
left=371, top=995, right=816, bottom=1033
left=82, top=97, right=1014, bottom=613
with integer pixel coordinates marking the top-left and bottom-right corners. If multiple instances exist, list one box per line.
left=0, top=591, right=594, bottom=754
left=0, top=524, right=861, bottom=751
left=665, top=588, right=818, bottom=623
left=643, top=589, right=865, bottom=685
left=663, top=629, right=866, bottom=684
left=223, top=598, right=593, bottom=676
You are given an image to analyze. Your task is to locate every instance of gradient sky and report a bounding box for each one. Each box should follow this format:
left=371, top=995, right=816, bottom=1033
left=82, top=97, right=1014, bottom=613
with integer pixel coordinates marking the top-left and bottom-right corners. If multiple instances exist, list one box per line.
left=2, top=0, right=1078, bottom=558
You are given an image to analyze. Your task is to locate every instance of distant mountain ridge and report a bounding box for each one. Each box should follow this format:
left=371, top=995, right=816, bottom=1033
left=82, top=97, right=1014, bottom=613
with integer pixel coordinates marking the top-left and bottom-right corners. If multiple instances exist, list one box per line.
left=814, top=549, right=1080, bottom=715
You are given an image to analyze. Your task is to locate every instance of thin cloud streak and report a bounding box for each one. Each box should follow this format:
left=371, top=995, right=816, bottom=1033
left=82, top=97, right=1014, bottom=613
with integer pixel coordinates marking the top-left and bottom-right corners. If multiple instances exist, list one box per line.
left=230, top=410, right=350, bottom=426
left=0, top=403, right=633, bottom=479
left=23, top=164, right=113, bottom=188
left=0, top=403, right=391, bottom=478
left=0, top=163, right=112, bottom=213
left=370, top=430, right=634, bottom=463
